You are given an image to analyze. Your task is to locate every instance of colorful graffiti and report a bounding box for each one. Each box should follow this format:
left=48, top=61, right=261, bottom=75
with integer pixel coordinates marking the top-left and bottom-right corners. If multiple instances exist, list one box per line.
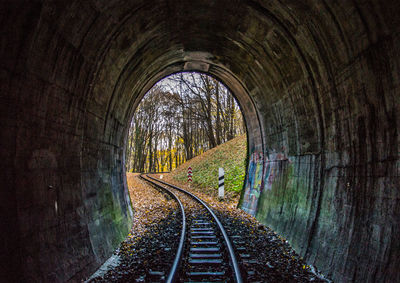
left=242, top=147, right=291, bottom=216
left=242, top=152, right=264, bottom=215
left=263, top=150, right=289, bottom=192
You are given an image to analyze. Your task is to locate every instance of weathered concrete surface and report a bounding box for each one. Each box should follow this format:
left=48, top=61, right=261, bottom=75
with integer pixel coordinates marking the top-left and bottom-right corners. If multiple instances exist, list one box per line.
left=0, top=0, right=399, bottom=282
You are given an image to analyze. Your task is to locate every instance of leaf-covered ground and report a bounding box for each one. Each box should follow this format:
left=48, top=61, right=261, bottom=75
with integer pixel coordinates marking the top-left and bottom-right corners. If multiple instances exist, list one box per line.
left=167, top=134, right=247, bottom=202
left=88, top=173, right=330, bottom=282
left=151, top=173, right=330, bottom=282
left=88, top=173, right=180, bottom=282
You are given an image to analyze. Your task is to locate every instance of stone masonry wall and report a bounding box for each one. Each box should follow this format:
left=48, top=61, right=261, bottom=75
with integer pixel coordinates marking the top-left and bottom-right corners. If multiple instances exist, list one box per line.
left=1, top=1, right=399, bottom=282
left=242, top=33, right=400, bottom=282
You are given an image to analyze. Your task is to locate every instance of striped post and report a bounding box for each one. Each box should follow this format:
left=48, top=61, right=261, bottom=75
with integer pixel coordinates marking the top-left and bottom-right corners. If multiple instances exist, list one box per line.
left=188, top=166, right=192, bottom=183
left=218, top=167, right=224, bottom=199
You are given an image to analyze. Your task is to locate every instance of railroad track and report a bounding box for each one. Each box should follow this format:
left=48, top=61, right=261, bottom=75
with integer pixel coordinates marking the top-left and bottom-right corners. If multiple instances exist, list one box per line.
left=140, top=174, right=243, bottom=283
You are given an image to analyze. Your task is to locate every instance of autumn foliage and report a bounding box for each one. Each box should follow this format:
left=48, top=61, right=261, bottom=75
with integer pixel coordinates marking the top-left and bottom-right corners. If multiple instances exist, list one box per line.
left=125, top=72, right=245, bottom=173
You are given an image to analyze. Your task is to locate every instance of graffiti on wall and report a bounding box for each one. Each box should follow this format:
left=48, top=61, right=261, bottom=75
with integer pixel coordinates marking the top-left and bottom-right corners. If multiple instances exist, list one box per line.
left=242, top=147, right=291, bottom=216
left=242, top=152, right=264, bottom=216
left=263, top=150, right=290, bottom=192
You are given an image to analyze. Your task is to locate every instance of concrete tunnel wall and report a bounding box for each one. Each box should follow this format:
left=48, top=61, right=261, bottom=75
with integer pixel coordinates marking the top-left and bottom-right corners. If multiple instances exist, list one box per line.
left=0, top=0, right=399, bottom=282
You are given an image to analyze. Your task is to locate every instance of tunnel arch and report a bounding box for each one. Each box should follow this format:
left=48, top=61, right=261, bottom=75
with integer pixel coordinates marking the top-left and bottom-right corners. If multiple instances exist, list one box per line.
left=1, top=1, right=399, bottom=282
left=118, top=66, right=261, bottom=168
left=115, top=61, right=264, bottom=157
left=120, top=68, right=256, bottom=179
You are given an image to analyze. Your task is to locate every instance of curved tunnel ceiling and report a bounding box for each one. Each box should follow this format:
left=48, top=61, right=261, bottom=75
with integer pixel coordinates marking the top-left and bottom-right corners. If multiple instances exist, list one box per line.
left=82, top=0, right=377, bottom=156
left=1, top=0, right=399, bottom=282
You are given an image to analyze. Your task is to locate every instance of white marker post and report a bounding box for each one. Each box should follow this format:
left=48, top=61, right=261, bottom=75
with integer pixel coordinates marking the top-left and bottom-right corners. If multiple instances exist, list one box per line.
left=218, top=167, right=224, bottom=200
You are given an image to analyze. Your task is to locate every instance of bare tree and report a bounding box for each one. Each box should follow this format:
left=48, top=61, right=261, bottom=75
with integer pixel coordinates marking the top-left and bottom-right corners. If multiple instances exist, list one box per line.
left=125, top=72, right=245, bottom=173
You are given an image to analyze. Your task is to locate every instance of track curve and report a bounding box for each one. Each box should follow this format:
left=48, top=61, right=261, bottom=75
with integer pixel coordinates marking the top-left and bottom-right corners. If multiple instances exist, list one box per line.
left=141, top=174, right=243, bottom=283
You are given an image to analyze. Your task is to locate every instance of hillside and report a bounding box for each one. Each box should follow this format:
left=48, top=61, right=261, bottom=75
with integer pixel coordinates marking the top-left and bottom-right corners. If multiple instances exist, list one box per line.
left=164, top=134, right=247, bottom=201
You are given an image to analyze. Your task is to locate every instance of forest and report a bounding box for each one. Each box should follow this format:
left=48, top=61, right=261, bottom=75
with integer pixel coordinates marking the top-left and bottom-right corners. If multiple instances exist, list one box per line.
left=125, top=72, right=245, bottom=173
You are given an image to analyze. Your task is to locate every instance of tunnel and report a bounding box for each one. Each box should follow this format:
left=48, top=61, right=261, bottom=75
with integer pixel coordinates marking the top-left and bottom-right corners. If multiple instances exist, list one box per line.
left=1, top=0, right=399, bottom=282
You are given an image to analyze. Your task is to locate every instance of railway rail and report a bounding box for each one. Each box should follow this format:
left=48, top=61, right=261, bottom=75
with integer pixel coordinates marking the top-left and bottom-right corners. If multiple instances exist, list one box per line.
left=140, top=174, right=243, bottom=283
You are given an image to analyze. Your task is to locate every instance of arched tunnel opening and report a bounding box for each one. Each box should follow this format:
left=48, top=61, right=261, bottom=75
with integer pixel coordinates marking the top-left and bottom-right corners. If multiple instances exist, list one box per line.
left=124, top=71, right=248, bottom=175
left=1, top=1, right=399, bottom=282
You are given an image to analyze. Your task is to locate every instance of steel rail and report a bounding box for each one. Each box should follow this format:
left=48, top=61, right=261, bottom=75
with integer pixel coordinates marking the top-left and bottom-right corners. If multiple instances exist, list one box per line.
left=140, top=175, right=186, bottom=283
left=146, top=174, right=243, bottom=283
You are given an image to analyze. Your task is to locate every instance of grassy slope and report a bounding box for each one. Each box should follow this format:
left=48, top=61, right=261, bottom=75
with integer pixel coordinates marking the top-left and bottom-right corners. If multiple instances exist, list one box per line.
left=169, top=134, right=247, bottom=196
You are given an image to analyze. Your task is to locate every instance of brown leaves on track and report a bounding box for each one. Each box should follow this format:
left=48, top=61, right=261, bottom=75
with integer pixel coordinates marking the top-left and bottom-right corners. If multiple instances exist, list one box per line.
left=148, top=173, right=328, bottom=282
left=89, top=173, right=180, bottom=282
left=126, top=173, right=177, bottom=237
left=123, top=173, right=178, bottom=248
left=90, top=173, right=327, bottom=282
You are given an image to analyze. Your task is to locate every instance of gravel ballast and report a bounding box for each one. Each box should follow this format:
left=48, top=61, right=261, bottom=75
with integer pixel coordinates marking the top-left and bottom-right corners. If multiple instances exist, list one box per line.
left=87, top=173, right=329, bottom=282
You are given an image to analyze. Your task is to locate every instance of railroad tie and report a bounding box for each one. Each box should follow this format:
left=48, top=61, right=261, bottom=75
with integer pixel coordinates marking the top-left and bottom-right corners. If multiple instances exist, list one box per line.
left=187, top=219, right=226, bottom=281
